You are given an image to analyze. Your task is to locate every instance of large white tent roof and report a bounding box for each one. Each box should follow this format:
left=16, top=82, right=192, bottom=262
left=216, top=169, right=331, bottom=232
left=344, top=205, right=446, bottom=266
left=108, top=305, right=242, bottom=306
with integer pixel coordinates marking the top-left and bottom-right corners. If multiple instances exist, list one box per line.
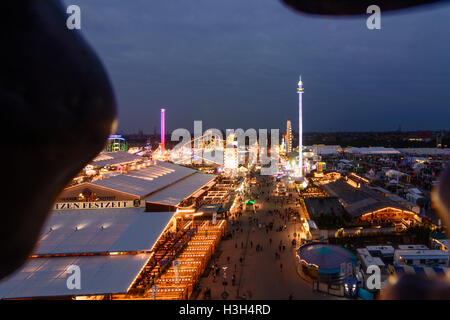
left=309, top=145, right=342, bottom=155
left=397, top=148, right=450, bottom=156
left=345, top=147, right=400, bottom=155
left=90, top=151, right=143, bottom=168
left=0, top=254, right=150, bottom=299
left=35, top=209, right=173, bottom=255
left=90, top=161, right=196, bottom=197
left=145, top=173, right=216, bottom=206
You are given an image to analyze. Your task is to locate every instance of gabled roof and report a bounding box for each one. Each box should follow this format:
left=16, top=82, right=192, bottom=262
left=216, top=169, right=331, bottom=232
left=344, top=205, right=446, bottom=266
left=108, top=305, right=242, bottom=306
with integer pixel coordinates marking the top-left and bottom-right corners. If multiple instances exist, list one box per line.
left=90, top=151, right=143, bottom=167
left=35, top=209, right=173, bottom=255
left=145, top=173, right=216, bottom=206
left=78, top=161, right=197, bottom=198
left=323, top=178, right=411, bottom=217
left=0, top=254, right=150, bottom=299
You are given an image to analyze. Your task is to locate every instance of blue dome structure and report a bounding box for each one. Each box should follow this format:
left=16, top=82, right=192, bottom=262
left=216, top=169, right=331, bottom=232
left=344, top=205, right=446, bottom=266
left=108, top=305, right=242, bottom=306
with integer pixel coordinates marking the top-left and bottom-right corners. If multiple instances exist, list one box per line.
left=297, top=242, right=356, bottom=283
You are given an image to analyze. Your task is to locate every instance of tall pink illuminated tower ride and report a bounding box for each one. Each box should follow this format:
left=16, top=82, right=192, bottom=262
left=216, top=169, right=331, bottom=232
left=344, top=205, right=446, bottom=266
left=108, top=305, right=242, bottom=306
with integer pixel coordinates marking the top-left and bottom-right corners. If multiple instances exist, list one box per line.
left=297, top=76, right=304, bottom=177
left=160, top=108, right=165, bottom=153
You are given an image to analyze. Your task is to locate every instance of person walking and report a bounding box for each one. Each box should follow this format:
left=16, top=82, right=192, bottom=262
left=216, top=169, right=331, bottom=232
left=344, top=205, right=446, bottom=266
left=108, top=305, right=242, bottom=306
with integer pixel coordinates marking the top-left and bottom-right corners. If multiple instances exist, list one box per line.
left=280, top=263, right=283, bottom=272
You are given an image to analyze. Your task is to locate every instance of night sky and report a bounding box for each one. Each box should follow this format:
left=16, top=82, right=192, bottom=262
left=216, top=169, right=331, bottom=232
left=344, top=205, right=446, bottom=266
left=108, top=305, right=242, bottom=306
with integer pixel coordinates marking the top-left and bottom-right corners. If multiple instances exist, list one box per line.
left=64, top=0, right=450, bottom=134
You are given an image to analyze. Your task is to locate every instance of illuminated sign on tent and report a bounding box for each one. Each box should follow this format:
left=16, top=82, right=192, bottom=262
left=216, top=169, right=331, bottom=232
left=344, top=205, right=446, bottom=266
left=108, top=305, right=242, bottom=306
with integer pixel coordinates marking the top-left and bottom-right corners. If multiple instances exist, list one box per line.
left=54, top=200, right=144, bottom=210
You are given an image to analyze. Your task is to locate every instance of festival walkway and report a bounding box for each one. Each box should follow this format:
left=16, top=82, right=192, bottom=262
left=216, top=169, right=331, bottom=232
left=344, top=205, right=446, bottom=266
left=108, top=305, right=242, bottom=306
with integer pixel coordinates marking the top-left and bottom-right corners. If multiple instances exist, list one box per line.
left=195, top=176, right=338, bottom=300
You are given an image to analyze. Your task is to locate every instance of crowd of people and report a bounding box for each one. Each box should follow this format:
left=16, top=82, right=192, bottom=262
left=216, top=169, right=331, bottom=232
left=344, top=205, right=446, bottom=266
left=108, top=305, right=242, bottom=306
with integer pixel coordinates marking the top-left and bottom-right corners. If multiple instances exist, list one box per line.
left=198, top=174, right=305, bottom=299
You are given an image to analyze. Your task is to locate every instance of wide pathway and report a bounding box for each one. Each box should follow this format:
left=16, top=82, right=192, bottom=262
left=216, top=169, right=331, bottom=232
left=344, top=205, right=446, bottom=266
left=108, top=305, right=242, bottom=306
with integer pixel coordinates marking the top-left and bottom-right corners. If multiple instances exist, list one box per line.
left=196, top=176, right=338, bottom=300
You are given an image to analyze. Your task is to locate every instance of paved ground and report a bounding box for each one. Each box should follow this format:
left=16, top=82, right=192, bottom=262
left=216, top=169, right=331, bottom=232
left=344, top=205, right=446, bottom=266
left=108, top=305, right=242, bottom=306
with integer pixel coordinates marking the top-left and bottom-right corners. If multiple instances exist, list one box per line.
left=196, top=176, right=338, bottom=300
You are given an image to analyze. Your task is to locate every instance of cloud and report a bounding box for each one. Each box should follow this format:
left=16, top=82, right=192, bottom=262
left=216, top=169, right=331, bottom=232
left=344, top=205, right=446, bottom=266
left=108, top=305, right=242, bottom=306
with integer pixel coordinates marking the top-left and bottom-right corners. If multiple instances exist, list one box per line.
left=63, top=0, right=450, bottom=132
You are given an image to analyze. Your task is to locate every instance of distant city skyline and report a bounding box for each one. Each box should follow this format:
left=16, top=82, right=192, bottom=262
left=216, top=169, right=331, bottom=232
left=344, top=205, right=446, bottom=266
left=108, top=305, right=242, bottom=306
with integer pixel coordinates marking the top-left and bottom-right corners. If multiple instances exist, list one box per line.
left=66, top=0, right=450, bottom=133
left=119, top=128, right=448, bottom=137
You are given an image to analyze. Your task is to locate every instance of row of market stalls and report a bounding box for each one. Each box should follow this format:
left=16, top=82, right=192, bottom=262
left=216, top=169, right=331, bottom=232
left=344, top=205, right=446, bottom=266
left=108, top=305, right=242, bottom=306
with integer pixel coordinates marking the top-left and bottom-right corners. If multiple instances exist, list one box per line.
left=308, top=146, right=450, bottom=157
left=0, top=161, right=232, bottom=300
left=194, top=179, right=242, bottom=218
left=127, top=220, right=226, bottom=300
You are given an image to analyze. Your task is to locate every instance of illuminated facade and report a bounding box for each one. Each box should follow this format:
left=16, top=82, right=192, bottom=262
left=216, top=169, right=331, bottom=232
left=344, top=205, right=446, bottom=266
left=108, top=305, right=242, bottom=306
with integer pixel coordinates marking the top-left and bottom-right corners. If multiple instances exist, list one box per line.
left=224, top=146, right=238, bottom=173
left=297, top=76, right=304, bottom=177
left=223, top=133, right=238, bottom=173
left=104, top=134, right=128, bottom=152
left=249, top=139, right=259, bottom=167
left=359, top=207, right=421, bottom=224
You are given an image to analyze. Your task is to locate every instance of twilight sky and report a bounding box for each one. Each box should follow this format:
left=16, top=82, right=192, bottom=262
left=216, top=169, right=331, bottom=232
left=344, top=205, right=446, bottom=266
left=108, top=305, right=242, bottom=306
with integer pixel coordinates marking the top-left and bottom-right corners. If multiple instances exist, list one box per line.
left=64, top=0, right=450, bottom=133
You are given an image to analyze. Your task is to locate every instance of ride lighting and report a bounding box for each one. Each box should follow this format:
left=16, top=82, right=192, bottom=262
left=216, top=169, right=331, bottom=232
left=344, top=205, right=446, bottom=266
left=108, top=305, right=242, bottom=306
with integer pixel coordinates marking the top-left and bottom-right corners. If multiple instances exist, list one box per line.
left=177, top=209, right=196, bottom=214
left=185, top=212, right=204, bottom=218
left=346, top=178, right=360, bottom=188
left=350, top=173, right=369, bottom=183
left=183, top=221, right=193, bottom=230
left=75, top=223, right=87, bottom=231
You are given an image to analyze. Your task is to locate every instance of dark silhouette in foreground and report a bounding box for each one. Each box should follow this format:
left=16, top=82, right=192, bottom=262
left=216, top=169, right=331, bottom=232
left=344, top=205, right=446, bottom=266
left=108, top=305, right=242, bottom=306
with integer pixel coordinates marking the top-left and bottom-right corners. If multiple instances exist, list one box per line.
left=280, top=0, right=445, bottom=15
left=0, top=0, right=116, bottom=279
left=0, top=0, right=448, bottom=300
